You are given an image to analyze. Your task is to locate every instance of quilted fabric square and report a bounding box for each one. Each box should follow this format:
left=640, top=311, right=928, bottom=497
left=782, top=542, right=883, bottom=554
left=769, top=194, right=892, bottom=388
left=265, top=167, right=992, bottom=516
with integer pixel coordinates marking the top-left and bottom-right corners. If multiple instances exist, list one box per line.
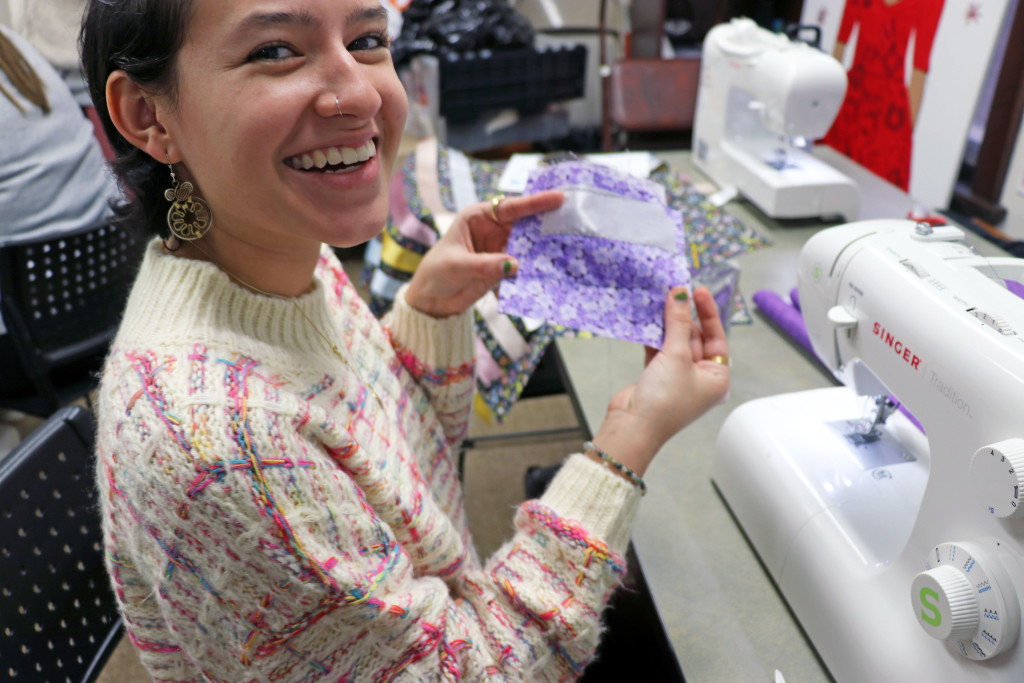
left=498, top=160, right=690, bottom=348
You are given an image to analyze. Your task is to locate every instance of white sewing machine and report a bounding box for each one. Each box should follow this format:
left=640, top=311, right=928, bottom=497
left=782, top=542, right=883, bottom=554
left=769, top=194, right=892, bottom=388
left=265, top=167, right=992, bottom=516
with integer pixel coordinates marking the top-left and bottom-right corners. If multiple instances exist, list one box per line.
left=692, top=18, right=858, bottom=221
left=712, top=220, right=1024, bottom=680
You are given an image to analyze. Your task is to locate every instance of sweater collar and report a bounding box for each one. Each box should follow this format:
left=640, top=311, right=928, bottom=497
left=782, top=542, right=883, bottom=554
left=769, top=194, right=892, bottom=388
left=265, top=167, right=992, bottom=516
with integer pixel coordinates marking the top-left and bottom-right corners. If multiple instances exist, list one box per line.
left=116, top=239, right=341, bottom=357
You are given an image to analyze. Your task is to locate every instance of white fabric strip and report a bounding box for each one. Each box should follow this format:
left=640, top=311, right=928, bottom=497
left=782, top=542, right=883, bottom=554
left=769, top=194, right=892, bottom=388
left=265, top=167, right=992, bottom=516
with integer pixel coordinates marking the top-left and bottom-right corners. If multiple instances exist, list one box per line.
left=414, top=138, right=454, bottom=235
left=447, top=148, right=480, bottom=211
left=474, top=291, right=530, bottom=361
left=370, top=268, right=405, bottom=301
left=540, top=185, right=678, bottom=253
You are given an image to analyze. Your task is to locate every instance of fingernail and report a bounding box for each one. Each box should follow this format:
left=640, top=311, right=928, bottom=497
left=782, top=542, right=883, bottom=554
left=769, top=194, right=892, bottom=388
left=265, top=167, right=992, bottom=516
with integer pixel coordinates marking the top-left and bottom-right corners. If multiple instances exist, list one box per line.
left=503, top=260, right=514, bottom=276
left=674, top=290, right=689, bottom=302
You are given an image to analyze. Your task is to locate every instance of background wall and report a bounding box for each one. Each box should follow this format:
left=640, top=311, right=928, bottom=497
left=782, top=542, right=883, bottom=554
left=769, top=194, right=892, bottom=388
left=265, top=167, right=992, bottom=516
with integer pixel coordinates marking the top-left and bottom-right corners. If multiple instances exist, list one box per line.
left=800, top=0, right=1011, bottom=209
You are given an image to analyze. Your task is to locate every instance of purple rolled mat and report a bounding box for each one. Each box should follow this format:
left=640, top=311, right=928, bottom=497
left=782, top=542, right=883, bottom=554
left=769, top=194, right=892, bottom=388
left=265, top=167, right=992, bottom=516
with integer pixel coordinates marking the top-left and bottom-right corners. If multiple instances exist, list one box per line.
left=789, top=286, right=801, bottom=312
left=751, top=289, right=815, bottom=356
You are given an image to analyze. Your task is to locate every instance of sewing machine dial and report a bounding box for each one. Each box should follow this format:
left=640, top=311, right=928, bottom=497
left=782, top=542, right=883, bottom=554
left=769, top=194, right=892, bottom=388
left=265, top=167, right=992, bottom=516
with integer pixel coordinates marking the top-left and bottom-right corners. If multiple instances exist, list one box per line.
left=911, top=540, right=1020, bottom=660
left=970, top=440, right=1024, bottom=518
left=968, top=308, right=1016, bottom=336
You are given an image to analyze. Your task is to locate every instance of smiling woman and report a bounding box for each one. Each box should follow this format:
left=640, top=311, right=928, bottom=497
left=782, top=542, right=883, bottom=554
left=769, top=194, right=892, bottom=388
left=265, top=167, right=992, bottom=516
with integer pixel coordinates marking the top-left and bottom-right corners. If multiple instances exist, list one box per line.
left=79, top=0, right=731, bottom=680
left=93, top=0, right=407, bottom=294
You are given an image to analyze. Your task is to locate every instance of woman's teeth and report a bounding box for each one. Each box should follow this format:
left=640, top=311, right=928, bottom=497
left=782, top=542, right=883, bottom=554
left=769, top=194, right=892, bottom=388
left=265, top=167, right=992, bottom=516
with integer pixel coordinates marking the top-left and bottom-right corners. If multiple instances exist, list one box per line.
left=287, top=139, right=376, bottom=171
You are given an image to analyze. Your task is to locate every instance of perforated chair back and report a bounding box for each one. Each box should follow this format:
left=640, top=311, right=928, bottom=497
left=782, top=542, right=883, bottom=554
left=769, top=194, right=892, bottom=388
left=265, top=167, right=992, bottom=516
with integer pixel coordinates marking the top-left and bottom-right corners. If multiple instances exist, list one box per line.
left=0, top=222, right=144, bottom=417
left=0, top=405, right=121, bottom=683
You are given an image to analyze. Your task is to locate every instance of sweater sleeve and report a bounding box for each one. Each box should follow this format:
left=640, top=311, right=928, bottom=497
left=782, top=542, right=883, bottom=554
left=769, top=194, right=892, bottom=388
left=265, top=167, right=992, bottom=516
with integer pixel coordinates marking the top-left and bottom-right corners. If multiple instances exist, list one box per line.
left=103, top=395, right=640, bottom=682
left=381, top=284, right=476, bottom=444
left=98, top=509, right=204, bottom=683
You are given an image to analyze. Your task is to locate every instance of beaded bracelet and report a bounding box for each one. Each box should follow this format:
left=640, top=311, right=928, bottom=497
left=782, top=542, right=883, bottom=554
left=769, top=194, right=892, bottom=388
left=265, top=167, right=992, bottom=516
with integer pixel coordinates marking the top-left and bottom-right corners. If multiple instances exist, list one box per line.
left=583, top=441, right=647, bottom=495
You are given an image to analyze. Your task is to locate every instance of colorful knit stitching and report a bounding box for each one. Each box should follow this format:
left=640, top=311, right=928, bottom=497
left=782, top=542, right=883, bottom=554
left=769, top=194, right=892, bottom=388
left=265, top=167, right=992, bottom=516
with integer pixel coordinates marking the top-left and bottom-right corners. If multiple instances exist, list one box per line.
left=95, top=240, right=639, bottom=681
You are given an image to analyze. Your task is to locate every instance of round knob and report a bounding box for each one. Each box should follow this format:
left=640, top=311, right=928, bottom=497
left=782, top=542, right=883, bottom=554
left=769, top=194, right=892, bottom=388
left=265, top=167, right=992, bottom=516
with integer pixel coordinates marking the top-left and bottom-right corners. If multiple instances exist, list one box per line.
left=911, top=541, right=1020, bottom=660
left=912, top=565, right=979, bottom=641
left=970, top=440, right=1024, bottom=518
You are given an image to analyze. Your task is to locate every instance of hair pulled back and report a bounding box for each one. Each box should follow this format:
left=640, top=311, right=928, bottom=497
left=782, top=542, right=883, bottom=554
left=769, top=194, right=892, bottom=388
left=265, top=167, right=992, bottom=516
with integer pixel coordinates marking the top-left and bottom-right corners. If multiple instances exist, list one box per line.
left=0, top=30, right=50, bottom=114
left=80, top=0, right=194, bottom=238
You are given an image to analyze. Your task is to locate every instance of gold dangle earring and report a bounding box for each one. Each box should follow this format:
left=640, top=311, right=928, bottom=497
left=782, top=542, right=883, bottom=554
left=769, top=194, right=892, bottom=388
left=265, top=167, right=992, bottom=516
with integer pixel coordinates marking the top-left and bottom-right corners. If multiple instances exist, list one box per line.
left=164, top=157, right=213, bottom=241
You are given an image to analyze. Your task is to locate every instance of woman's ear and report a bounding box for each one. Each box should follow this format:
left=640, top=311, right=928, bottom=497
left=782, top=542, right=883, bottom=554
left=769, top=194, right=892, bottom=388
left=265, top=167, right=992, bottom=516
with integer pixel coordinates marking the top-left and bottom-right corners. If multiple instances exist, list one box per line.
left=106, top=70, right=175, bottom=162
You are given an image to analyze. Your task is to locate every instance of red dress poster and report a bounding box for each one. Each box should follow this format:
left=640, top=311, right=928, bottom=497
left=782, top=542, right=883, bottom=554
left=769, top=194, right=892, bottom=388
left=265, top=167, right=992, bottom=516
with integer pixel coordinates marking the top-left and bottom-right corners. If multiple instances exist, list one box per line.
left=823, top=0, right=945, bottom=190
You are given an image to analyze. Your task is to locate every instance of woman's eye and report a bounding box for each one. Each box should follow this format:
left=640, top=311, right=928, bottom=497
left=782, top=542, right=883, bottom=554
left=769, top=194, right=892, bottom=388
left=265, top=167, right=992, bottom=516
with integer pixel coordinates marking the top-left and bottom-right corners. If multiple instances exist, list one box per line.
left=349, top=33, right=388, bottom=52
left=248, top=44, right=297, bottom=62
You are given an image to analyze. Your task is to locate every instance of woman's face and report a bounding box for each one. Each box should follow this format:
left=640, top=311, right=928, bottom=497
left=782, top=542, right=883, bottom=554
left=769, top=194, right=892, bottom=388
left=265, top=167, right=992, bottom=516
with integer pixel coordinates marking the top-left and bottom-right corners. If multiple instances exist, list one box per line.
left=161, top=0, right=408, bottom=251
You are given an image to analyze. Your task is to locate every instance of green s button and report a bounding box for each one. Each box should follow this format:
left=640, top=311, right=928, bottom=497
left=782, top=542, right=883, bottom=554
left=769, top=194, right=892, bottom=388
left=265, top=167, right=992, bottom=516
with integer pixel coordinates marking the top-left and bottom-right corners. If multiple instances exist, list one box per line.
left=920, top=586, right=942, bottom=627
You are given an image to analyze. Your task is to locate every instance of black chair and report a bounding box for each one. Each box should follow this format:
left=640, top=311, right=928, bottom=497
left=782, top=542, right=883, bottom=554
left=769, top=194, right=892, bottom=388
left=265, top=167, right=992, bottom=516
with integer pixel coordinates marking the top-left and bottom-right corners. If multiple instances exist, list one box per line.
left=0, top=222, right=144, bottom=417
left=0, top=405, right=122, bottom=682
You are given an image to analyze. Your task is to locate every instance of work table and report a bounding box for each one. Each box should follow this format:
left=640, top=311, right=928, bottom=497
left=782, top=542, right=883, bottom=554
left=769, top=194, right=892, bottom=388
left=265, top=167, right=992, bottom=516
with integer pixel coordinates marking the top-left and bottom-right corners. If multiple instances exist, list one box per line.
left=554, top=147, right=1004, bottom=682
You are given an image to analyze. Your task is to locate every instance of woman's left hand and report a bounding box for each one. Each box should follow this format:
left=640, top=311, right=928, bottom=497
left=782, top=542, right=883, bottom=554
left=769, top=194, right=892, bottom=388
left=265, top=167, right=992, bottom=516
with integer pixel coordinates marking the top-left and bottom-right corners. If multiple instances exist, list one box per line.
left=403, top=190, right=564, bottom=318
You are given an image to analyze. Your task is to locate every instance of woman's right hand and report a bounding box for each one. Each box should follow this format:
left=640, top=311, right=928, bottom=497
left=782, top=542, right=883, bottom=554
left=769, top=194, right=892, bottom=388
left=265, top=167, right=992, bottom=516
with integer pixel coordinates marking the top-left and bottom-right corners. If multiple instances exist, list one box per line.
left=590, top=285, right=731, bottom=478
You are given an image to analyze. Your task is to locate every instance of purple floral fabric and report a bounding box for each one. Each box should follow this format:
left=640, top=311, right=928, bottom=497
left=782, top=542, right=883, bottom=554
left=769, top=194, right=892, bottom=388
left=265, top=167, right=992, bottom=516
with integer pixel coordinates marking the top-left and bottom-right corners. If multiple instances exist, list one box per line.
left=498, top=161, right=689, bottom=348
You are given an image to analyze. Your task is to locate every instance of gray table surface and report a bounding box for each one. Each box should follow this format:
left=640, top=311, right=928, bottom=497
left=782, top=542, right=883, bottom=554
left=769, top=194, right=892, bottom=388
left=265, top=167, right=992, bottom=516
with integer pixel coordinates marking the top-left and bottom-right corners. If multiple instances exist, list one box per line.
left=554, top=148, right=1004, bottom=683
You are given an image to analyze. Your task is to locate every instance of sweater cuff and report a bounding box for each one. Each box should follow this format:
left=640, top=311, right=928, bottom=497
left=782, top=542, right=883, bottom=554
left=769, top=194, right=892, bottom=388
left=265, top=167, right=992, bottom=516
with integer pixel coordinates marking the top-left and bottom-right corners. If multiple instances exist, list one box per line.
left=388, top=285, right=475, bottom=370
left=539, top=453, right=642, bottom=554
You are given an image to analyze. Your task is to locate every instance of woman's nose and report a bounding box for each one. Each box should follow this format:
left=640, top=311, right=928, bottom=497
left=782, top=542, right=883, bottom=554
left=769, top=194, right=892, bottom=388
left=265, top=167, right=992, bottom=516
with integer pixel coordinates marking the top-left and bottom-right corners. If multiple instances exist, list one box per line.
left=317, top=50, right=382, bottom=121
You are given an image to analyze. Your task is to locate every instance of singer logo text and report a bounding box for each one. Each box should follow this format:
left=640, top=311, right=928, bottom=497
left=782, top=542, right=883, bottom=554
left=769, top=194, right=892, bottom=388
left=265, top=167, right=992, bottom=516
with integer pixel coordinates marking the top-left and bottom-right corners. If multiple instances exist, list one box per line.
left=872, top=322, right=921, bottom=370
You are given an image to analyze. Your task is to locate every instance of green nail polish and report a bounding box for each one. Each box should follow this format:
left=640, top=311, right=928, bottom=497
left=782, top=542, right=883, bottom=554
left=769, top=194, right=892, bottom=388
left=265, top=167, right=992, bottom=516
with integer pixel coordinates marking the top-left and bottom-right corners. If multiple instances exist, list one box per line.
left=503, top=260, right=513, bottom=275
left=674, top=290, right=689, bottom=301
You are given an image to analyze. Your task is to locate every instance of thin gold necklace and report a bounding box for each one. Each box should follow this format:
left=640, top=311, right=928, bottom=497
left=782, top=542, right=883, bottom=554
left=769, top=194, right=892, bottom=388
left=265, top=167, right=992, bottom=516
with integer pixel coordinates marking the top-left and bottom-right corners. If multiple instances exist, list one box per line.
left=186, top=240, right=387, bottom=412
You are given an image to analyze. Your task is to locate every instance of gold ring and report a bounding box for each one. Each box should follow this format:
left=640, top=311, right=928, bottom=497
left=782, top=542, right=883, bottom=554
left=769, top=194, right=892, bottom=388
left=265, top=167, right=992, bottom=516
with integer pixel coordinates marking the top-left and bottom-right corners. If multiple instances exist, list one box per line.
left=708, top=355, right=729, bottom=365
left=490, top=195, right=506, bottom=223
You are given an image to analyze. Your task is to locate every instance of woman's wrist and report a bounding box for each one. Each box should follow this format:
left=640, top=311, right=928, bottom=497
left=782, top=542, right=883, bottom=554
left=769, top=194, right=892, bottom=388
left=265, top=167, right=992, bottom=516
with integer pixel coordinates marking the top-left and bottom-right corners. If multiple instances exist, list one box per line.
left=591, top=412, right=661, bottom=479
left=582, top=441, right=647, bottom=495
left=402, top=280, right=442, bottom=318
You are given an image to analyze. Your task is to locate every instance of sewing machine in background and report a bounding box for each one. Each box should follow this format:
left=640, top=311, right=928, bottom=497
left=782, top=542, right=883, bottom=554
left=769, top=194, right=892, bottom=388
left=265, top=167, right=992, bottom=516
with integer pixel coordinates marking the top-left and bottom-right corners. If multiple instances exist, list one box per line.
left=713, top=220, right=1024, bottom=679
left=692, top=18, right=858, bottom=221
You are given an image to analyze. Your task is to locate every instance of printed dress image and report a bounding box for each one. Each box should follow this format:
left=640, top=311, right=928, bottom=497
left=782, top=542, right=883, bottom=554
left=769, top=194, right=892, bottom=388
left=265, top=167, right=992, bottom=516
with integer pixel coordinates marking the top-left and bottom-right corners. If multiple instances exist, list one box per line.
left=823, top=0, right=945, bottom=190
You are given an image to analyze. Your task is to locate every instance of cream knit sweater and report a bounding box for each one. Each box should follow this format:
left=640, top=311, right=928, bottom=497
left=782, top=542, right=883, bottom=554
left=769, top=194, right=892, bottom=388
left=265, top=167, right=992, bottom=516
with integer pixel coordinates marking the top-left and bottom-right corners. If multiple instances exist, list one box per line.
left=95, top=241, right=641, bottom=682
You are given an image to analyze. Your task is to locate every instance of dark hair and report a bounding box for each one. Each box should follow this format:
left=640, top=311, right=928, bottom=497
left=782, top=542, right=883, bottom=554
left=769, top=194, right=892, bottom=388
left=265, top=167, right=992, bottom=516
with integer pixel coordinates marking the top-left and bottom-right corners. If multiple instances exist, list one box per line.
left=79, top=0, right=194, bottom=239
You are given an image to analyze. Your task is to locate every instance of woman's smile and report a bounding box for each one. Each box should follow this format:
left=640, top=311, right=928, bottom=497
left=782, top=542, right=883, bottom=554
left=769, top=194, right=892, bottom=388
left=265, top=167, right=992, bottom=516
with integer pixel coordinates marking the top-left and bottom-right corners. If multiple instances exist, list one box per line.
left=284, top=138, right=377, bottom=172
